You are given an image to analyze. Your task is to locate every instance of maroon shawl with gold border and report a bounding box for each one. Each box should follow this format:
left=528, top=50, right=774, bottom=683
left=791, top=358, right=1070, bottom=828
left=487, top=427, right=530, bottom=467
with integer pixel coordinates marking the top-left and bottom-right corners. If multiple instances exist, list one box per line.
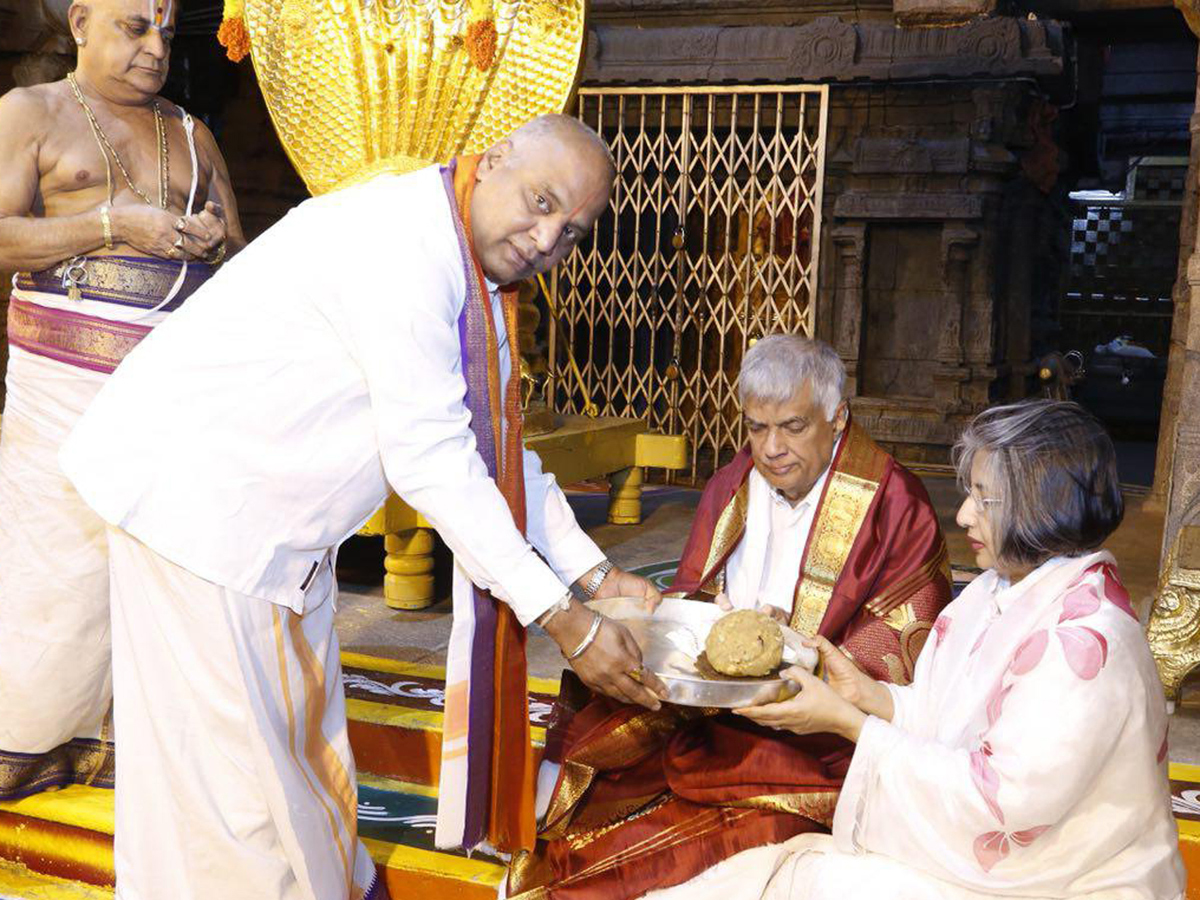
left=508, top=422, right=951, bottom=900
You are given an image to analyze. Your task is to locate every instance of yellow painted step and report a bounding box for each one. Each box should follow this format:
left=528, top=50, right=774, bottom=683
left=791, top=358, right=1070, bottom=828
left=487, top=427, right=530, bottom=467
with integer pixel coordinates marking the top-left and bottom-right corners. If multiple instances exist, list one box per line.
left=0, top=860, right=112, bottom=899
left=0, top=776, right=506, bottom=900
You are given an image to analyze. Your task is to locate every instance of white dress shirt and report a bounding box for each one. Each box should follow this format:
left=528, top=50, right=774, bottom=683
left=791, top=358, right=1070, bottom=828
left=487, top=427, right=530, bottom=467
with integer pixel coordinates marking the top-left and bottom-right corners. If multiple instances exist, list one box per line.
left=724, top=434, right=841, bottom=613
left=59, top=165, right=604, bottom=622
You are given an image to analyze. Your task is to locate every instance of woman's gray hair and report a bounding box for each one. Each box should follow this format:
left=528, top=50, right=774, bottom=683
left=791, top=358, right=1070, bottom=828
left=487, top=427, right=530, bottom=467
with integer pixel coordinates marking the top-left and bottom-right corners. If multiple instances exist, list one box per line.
left=953, top=399, right=1124, bottom=568
left=737, top=335, right=846, bottom=420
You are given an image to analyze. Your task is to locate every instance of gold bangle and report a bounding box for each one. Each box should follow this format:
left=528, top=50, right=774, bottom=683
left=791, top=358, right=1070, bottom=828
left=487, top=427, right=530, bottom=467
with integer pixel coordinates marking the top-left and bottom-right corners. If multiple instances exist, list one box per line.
left=208, top=240, right=227, bottom=266
left=99, top=205, right=113, bottom=250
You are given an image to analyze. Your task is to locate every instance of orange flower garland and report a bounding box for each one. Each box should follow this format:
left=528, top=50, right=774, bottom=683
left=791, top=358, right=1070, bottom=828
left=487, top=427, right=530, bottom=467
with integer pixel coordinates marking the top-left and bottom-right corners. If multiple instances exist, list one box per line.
left=217, top=0, right=251, bottom=62
left=465, top=19, right=497, bottom=70
left=465, top=0, right=496, bottom=71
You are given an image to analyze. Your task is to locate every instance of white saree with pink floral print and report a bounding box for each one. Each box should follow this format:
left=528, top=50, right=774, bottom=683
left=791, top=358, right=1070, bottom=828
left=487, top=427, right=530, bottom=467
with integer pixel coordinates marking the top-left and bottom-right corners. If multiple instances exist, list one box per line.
left=644, top=551, right=1185, bottom=900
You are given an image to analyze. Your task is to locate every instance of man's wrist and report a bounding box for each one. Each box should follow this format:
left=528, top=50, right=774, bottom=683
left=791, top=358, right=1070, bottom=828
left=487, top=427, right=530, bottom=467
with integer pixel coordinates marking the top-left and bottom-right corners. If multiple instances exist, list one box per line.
left=535, top=590, right=572, bottom=629
left=99, top=205, right=113, bottom=250
left=578, top=559, right=614, bottom=599
left=861, top=678, right=893, bottom=722
left=105, top=205, right=126, bottom=245
left=541, top=595, right=593, bottom=650
left=207, top=239, right=227, bottom=266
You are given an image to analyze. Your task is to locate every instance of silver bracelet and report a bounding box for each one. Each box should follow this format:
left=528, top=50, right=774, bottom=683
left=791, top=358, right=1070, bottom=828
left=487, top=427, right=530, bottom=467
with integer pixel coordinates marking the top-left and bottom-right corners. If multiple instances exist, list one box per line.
left=582, top=560, right=615, bottom=599
left=566, top=611, right=604, bottom=660
left=536, top=590, right=573, bottom=628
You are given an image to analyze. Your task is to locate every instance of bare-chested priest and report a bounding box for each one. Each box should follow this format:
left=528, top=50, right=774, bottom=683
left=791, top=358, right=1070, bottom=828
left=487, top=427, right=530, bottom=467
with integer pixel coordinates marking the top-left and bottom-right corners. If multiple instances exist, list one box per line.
left=0, top=0, right=244, bottom=798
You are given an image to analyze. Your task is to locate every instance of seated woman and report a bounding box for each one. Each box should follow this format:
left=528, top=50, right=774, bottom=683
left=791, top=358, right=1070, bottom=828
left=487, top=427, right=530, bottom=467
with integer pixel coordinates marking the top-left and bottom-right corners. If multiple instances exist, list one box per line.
left=645, top=399, right=1185, bottom=900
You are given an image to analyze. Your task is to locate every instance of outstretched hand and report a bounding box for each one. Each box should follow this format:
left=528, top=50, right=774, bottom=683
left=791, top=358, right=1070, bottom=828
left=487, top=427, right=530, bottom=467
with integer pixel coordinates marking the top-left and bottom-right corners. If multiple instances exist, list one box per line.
left=593, top=565, right=663, bottom=613
left=803, top=635, right=894, bottom=721
left=733, top=666, right=866, bottom=741
left=570, top=616, right=668, bottom=710
left=541, top=595, right=668, bottom=711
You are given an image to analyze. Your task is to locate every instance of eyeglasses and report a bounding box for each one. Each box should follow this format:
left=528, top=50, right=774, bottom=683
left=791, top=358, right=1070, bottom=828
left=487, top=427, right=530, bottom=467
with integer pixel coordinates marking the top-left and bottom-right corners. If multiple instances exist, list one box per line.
left=963, top=487, right=1002, bottom=510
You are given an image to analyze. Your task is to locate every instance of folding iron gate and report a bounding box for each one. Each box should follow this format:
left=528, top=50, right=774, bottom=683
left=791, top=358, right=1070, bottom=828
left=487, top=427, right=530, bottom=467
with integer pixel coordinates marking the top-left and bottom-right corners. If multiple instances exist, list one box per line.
left=547, top=85, right=830, bottom=482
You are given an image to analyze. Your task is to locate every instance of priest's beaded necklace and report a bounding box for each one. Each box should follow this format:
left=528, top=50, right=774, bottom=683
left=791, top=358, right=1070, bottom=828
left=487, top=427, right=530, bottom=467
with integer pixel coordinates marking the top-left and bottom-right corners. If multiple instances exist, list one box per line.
left=67, top=71, right=169, bottom=210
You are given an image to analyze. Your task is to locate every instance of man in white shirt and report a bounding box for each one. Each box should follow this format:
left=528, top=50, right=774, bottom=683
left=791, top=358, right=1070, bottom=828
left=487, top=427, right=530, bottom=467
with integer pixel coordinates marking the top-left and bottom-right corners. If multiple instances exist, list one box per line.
left=510, top=336, right=952, bottom=900
left=59, top=114, right=666, bottom=900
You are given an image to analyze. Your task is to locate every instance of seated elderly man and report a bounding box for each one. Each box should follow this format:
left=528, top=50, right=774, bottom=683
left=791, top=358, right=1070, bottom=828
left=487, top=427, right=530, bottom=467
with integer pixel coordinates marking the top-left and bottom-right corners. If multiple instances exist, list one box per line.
left=507, top=335, right=953, bottom=900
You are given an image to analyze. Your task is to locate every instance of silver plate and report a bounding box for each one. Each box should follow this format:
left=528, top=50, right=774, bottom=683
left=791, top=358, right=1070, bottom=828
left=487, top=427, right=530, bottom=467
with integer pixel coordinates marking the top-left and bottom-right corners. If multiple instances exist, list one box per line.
left=587, top=596, right=818, bottom=708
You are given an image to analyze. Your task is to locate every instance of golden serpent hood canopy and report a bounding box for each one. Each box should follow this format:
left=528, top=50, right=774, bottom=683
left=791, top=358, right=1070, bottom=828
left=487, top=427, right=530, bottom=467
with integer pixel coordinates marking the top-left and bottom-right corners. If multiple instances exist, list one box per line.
left=240, top=0, right=587, bottom=195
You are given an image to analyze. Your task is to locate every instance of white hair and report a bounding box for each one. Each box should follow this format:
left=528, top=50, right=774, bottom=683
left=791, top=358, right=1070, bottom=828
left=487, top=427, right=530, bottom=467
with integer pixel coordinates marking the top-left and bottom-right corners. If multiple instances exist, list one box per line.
left=737, top=335, right=846, bottom=421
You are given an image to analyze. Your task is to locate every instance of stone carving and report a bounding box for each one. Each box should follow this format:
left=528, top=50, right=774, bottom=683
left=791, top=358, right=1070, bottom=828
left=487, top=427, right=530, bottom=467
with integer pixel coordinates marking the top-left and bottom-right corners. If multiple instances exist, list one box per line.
left=894, top=0, right=996, bottom=27
left=851, top=406, right=961, bottom=444
left=938, top=225, right=979, bottom=364
left=852, top=136, right=971, bottom=175
left=955, top=18, right=1021, bottom=72
left=582, top=18, right=1065, bottom=86
left=830, top=225, right=866, bottom=364
left=787, top=16, right=857, bottom=78
left=833, top=192, right=985, bottom=220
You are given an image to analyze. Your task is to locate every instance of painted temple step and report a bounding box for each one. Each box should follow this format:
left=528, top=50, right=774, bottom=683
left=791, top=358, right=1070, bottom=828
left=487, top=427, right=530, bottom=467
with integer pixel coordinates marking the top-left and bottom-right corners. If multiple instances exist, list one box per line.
left=7, top=767, right=1200, bottom=900
left=0, top=651, right=552, bottom=900
left=0, top=775, right=507, bottom=900
left=342, top=651, right=561, bottom=786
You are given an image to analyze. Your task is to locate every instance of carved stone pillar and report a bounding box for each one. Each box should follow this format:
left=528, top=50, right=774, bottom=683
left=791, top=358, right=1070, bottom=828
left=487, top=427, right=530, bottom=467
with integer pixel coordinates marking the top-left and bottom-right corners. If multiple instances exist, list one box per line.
left=1147, top=44, right=1200, bottom=698
left=830, top=224, right=867, bottom=395
left=933, top=225, right=979, bottom=409
left=1147, top=49, right=1200, bottom=512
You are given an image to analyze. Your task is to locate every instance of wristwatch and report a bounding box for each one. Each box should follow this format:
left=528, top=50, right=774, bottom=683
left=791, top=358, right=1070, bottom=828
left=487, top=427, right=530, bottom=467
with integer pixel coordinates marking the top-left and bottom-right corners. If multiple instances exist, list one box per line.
left=582, top=559, right=615, bottom=599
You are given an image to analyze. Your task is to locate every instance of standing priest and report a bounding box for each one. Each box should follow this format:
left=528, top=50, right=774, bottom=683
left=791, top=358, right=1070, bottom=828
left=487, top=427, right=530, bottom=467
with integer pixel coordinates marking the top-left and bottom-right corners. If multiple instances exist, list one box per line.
left=60, top=114, right=665, bottom=900
left=511, top=335, right=953, bottom=900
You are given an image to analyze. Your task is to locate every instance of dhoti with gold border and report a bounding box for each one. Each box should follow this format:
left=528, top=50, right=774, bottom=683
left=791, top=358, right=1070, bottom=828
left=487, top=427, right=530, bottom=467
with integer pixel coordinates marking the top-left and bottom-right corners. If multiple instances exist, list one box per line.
left=0, top=254, right=212, bottom=798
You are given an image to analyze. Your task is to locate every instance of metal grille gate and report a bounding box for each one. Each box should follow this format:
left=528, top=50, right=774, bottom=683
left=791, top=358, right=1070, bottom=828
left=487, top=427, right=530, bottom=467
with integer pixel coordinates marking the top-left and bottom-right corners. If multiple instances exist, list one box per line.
left=546, top=86, right=830, bottom=483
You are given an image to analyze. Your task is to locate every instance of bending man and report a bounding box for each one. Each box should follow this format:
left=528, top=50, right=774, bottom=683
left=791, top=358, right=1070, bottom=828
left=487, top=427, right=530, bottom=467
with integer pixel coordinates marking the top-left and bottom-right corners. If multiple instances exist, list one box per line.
left=60, top=114, right=665, bottom=900
left=511, top=335, right=952, bottom=900
left=0, top=0, right=243, bottom=797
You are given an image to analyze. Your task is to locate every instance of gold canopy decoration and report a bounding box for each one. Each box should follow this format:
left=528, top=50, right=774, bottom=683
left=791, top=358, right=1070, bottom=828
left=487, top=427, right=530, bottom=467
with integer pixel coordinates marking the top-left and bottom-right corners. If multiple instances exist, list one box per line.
left=238, top=0, right=587, bottom=196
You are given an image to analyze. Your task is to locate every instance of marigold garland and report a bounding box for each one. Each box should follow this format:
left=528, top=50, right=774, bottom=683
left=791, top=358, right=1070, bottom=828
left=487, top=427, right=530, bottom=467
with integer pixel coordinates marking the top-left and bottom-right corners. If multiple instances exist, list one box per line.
left=217, top=0, right=251, bottom=62
left=463, top=0, right=495, bottom=71
left=464, top=18, right=497, bottom=71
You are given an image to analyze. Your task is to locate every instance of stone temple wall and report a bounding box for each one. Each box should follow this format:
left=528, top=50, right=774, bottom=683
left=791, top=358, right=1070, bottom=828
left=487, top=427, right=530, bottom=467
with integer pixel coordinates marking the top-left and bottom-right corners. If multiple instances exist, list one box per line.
left=581, top=14, right=1072, bottom=463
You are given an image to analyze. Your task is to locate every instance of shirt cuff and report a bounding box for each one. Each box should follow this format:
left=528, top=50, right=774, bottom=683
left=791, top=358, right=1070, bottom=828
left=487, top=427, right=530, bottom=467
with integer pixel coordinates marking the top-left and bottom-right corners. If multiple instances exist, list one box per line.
left=496, top=549, right=574, bottom=628
left=885, top=682, right=910, bottom=731
left=544, top=527, right=607, bottom=588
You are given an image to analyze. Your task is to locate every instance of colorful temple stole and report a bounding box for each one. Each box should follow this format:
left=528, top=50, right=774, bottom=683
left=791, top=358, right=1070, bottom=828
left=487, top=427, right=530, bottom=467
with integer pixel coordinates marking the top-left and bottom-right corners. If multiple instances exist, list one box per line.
left=435, top=156, right=536, bottom=853
left=693, top=423, right=890, bottom=635
left=6, top=300, right=150, bottom=375
left=788, top=425, right=890, bottom=635
left=14, top=255, right=210, bottom=311
left=8, top=255, right=214, bottom=374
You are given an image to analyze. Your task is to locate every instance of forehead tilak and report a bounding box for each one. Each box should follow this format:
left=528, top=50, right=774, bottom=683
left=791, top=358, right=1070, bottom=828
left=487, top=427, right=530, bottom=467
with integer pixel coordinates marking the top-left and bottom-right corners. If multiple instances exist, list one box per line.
left=148, top=0, right=173, bottom=29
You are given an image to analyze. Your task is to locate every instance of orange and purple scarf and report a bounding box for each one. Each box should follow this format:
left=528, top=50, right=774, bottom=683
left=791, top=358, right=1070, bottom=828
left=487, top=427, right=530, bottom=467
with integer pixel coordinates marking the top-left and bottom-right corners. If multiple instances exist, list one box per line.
left=435, top=155, right=537, bottom=853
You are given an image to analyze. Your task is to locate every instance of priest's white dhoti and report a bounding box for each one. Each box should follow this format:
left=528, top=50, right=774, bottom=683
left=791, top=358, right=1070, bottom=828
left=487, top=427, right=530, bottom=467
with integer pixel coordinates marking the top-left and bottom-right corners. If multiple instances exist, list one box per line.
left=0, top=248, right=213, bottom=794
left=0, top=345, right=111, bottom=755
